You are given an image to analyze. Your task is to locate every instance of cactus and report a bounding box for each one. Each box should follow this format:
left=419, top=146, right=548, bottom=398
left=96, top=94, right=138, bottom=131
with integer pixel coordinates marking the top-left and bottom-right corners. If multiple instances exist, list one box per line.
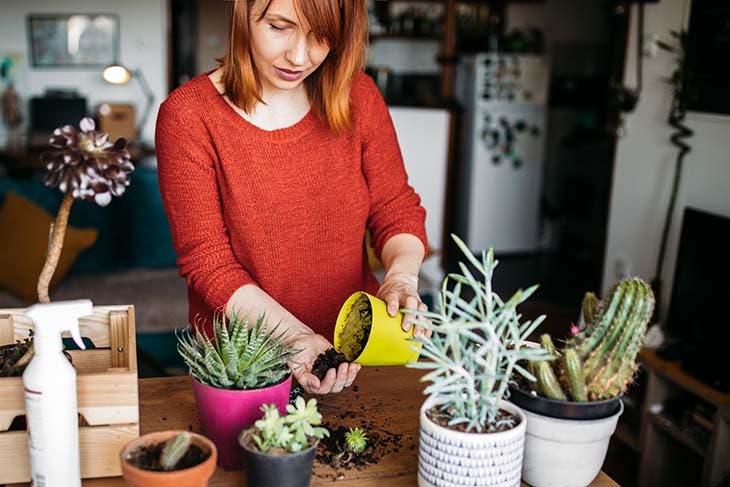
left=532, top=278, right=654, bottom=402
left=159, top=432, right=191, bottom=471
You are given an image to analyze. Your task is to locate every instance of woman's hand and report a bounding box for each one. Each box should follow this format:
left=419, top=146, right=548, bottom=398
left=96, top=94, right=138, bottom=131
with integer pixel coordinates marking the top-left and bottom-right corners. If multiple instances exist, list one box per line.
left=377, top=271, right=431, bottom=338
left=287, top=332, right=361, bottom=394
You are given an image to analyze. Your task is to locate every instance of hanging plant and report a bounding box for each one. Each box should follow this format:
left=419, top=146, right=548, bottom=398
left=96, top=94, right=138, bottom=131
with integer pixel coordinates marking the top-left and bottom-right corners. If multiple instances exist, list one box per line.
left=651, top=30, right=697, bottom=321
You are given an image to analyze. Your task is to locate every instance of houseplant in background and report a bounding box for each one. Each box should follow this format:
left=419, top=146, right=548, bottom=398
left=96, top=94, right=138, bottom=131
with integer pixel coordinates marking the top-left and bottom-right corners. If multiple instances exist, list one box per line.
left=3, top=117, right=133, bottom=375
left=176, top=312, right=298, bottom=469
left=509, top=277, right=654, bottom=487
left=120, top=430, right=216, bottom=487
left=239, top=397, right=328, bottom=487
left=407, top=234, right=551, bottom=487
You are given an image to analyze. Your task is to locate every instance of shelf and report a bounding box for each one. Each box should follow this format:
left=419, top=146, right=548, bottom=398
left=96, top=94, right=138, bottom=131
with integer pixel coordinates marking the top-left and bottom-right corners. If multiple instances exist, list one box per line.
left=648, top=412, right=707, bottom=457
left=639, top=349, right=730, bottom=408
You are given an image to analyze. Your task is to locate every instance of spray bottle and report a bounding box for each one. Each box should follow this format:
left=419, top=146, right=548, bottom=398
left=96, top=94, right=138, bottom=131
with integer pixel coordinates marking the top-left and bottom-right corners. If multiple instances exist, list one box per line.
left=22, top=299, right=92, bottom=487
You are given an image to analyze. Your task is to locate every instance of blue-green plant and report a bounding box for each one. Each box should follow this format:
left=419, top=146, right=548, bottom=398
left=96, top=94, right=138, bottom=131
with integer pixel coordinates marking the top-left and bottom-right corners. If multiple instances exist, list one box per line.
left=407, top=234, right=551, bottom=433
left=176, top=312, right=297, bottom=390
left=245, top=397, right=329, bottom=453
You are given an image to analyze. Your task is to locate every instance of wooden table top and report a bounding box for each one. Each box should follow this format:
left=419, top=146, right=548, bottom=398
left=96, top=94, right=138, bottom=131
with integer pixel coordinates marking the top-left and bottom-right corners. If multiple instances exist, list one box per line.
left=47, top=367, right=619, bottom=486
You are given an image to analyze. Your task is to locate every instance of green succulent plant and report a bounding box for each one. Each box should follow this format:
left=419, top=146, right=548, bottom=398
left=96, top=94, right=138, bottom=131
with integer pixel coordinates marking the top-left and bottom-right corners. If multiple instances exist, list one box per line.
left=531, top=277, right=655, bottom=402
left=246, top=397, right=329, bottom=453
left=159, top=432, right=191, bottom=471
left=344, top=427, right=368, bottom=454
left=407, top=234, right=552, bottom=433
left=176, top=312, right=297, bottom=390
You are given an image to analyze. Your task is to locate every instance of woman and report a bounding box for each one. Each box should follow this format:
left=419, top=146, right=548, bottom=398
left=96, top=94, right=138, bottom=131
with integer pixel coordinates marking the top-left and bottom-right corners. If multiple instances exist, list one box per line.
left=156, top=0, right=429, bottom=395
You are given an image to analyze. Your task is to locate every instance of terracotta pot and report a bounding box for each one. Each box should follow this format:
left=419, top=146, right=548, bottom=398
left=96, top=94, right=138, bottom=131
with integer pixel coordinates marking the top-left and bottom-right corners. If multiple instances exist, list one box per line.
left=120, top=430, right=217, bottom=487
left=191, top=374, right=293, bottom=470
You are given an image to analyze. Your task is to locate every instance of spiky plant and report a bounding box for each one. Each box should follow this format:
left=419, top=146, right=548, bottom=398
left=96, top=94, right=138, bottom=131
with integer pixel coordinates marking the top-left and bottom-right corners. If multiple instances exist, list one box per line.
left=176, top=312, right=298, bottom=390
left=532, top=277, right=654, bottom=401
left=246, top=397, right=329, bottom=453
left=344, top=427, right=368, bottom=454
left=407, top=234, right=551, bottom=433
left=159, top=432, right=191, bottom=471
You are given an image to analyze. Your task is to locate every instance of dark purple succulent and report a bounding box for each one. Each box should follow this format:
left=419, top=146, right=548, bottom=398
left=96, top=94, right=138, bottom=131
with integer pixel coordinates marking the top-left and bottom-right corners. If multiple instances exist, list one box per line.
left=40, top=117, right=134, bottom=206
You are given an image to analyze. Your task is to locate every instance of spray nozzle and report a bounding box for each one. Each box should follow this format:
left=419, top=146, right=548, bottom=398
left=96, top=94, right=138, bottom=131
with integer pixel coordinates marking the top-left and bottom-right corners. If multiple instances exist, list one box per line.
left=24, top=299, right=92, bottom=352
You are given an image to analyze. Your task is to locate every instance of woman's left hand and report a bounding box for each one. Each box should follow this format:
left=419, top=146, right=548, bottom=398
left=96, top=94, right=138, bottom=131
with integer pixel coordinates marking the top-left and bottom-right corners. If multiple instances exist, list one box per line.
left=377, top=272, right=431, bottom=338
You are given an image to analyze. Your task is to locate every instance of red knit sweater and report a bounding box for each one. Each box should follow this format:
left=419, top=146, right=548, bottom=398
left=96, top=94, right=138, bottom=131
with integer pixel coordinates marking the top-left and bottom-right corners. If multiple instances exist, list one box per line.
left=155, top=71, right=427, bottom=339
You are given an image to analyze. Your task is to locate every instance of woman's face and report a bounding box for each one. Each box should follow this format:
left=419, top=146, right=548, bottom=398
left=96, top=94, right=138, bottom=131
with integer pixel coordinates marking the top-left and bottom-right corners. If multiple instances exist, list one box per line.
left=249, top=0, right=331, bottom=94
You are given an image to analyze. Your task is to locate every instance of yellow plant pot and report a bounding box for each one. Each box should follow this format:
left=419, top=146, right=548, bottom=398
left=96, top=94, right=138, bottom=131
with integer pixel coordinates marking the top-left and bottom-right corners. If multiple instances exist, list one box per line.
left=334, top=291, right=421, bottom=366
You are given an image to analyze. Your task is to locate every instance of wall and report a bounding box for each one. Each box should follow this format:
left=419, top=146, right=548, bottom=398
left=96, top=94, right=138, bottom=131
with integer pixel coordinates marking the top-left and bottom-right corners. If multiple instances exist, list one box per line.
left=0, top=0, right=168, bottom=144
left=601, top=0, right=730, bottom=316
left=197, top=0, right=228, bottom=74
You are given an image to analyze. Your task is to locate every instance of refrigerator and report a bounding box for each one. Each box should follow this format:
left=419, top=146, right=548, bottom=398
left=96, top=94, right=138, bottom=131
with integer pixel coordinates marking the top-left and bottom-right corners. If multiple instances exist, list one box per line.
left=455, top=53, right=550, bottom=254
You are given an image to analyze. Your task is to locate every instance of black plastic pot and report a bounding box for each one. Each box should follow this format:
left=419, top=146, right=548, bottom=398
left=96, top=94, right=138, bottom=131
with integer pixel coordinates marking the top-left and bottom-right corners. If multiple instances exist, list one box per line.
left=509, top=385, right=622, bottom=420
left=240, top=436, right=317, bottom=487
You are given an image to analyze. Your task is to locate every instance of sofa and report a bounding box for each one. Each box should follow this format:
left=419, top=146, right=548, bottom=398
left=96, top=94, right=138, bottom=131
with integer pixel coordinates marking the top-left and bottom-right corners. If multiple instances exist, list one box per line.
left=0, top=165, right=189, bottom=334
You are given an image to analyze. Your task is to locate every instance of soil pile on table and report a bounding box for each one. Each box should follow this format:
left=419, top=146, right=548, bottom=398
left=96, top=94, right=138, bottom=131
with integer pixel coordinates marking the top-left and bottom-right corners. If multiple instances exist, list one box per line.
left=316, top=421, right=404, bottom=471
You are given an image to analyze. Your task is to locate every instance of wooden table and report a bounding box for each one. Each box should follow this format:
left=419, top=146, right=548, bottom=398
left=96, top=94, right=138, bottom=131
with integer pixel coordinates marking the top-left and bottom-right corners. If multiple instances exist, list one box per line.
left=25, top=367, right=618, bottom=486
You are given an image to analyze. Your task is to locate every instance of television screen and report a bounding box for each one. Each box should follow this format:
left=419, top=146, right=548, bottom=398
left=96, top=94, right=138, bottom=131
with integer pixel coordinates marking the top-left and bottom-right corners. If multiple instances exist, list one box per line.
left=665, top=207, right=730, bottom=391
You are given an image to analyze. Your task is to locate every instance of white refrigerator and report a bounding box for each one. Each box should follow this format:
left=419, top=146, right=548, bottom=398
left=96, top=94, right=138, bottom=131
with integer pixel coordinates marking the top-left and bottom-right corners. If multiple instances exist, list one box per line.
left=456, top=53, right=550, bottom=253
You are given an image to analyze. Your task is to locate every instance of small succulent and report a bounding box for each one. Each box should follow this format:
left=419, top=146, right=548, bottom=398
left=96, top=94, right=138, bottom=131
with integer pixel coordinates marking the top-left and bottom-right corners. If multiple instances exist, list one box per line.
left=407, top=234, right=551, bottom=433
left=531, top=277, right=654, bottom=401
left=247, top=397, right=329, bottom=453
left=176, top=312, right=298, bottom=390
left=159, top=432, right=191, bottom=471
left=344, top=427, right=368, bottom=454
left=41, top=117, right=133, bottom=206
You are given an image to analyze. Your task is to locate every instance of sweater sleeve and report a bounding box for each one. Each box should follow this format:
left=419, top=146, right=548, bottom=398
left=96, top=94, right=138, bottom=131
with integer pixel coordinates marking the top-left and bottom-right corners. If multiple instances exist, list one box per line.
left=359, top=76, right=428, bottom=259
left=155, top=97, right=256, bottom=313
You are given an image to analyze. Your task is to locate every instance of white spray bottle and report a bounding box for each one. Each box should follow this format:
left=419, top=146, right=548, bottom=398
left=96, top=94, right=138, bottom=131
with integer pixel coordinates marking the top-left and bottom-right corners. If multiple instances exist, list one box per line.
left=22, top=299, right=92, bottom=487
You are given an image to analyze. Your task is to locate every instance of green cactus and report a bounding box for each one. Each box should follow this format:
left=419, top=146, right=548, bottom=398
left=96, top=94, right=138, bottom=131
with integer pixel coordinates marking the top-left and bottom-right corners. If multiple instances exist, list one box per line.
left=532, top=278, right=654, bottom=401
left=159, top=432, right=191, bottom=471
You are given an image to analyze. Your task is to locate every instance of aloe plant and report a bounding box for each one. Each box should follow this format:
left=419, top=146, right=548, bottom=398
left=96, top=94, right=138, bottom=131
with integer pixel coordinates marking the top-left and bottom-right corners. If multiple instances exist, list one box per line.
left=407, top=234, right=551, bottom=433
left=246, top=397, right=329, bottom=453
left=176, top=312, right=297, bottom=390
left=533, top=277, right=655, bottom=401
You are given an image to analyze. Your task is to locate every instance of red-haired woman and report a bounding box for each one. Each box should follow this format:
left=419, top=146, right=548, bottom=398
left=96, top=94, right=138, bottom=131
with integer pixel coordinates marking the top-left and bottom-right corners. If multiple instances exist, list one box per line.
left=156, top=0, right=429, bottom=394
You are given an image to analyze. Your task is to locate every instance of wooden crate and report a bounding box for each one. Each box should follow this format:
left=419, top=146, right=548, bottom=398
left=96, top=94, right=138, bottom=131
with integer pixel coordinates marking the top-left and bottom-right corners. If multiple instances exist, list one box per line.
left=0, top=305, right=139, bottom=484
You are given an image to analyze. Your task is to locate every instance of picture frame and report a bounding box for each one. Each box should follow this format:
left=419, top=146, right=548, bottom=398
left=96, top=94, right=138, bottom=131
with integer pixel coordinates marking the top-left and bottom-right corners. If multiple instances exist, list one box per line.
left=27, top=14, right=119, bottom=68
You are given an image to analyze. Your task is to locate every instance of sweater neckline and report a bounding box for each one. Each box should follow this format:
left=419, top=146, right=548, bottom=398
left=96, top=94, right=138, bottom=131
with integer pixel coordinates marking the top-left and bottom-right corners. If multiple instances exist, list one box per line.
left=200, top=72, right=319, bottom=143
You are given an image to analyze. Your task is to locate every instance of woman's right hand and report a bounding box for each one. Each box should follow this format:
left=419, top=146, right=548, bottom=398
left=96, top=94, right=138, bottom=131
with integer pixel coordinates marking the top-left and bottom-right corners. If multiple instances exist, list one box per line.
left=287, top=332, right=361, bottom=394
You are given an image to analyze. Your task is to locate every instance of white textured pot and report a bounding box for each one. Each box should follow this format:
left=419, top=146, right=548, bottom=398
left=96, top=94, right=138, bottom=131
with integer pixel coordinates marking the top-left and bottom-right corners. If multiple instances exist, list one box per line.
left=418, top=396, right=527, bottom=487
left=520, top=401, right=623, bottom=487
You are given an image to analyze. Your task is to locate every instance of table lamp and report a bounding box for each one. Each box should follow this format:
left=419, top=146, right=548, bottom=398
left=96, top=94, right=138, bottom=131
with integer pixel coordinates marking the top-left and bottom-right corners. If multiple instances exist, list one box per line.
left=101, top=64, right=154, bottom=142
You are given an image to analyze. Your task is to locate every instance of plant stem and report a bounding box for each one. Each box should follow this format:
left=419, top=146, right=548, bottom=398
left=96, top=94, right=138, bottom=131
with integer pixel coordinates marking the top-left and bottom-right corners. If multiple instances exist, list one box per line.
left=37, top=192, right=74, bottom=303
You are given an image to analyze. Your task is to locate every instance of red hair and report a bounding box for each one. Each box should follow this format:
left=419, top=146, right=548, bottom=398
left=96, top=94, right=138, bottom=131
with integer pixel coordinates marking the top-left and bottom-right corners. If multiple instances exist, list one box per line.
left=218, top=0, right=368, bottom=135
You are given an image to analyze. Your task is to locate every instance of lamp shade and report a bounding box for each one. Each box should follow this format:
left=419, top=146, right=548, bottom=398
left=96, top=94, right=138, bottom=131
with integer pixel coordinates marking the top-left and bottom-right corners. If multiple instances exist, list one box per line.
left=102, top=64, right=131, bottom=85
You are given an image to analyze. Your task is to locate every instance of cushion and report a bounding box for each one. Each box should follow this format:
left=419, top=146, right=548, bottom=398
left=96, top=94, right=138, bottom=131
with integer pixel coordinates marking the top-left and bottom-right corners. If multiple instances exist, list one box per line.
left=0, top=192, right=98, bottom=303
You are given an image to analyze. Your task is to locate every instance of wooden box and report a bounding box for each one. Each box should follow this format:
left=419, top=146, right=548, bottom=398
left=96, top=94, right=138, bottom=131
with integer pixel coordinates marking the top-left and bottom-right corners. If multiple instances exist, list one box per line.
left=0, top=305, right=139, bottom=484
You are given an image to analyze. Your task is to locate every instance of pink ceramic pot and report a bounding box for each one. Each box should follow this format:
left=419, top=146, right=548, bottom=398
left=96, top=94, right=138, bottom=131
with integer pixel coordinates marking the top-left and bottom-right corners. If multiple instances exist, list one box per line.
left=191, top=374, right=292, bottom=470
